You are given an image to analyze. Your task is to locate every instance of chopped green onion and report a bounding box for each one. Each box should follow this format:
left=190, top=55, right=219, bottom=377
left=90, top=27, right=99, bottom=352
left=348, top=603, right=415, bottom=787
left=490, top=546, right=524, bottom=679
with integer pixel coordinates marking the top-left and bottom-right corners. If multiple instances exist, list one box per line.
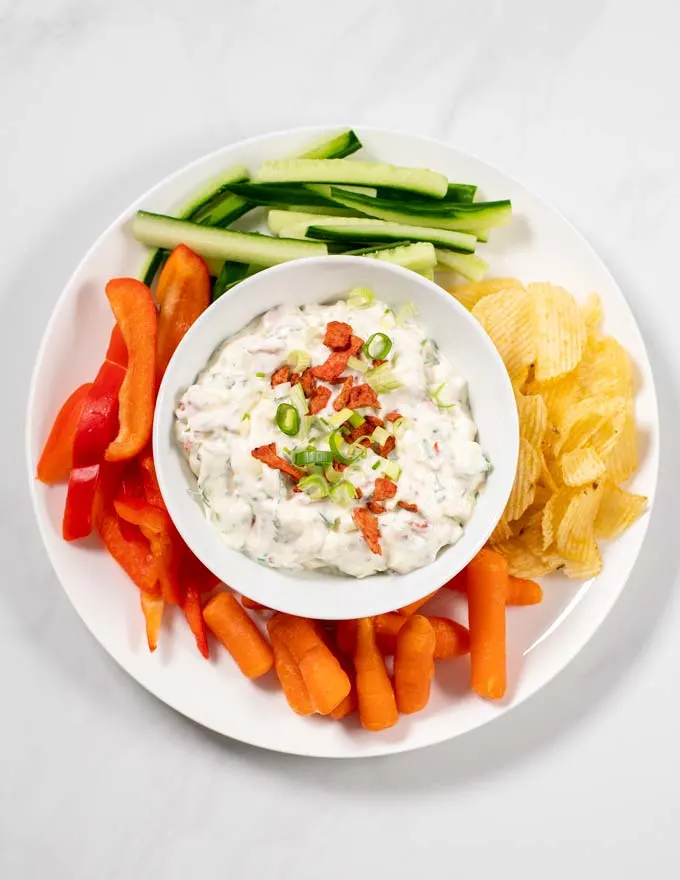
left=286, top=349, right=312, bottom=372
left=379, top=310, right=397, bottom=330
left=276, top=403, right=300, bottom=436
left=429, top=382, right=455, bottom=409
left=329, top=481, right=358, bottom=506
left=293, top=449, right=334, bottom=467
left=255, top=371, right=266, bottom=379
left=241, top=413, right=251, bottom=421
left=371, top=461, right=381, bottom=471
left=299, top=415, right=313, bottom=440
left=396, top=301, right=418, bottom=326
left=348, top=412, right=365, bottom=428
left=327, top=407, right=353, bottom=428
left=389, top=416, right=412, bottom=438
left=371, top=426, right=390, bottom=446
left=366, top=363, right=403, bottom=393
left=347, top=355, right=369, bottom=374
left=363, top=332, right=393, bottom=360
left=329, top=429, right=365, bottom=464
left=382, top=460, right=402, bottom=481
left=289, top=383, right=308, bottom=415
left=298, top=474, right=330, bottom=501
left=347, top=286, right=374, bottom=308
left=325, top=465, right=344, bottom=484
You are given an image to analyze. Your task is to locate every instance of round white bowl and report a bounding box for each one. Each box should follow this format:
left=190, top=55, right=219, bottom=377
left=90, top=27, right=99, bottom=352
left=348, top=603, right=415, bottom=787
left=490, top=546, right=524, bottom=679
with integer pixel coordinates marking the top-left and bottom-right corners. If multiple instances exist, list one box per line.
left=154, top=255, right=519, bottom=619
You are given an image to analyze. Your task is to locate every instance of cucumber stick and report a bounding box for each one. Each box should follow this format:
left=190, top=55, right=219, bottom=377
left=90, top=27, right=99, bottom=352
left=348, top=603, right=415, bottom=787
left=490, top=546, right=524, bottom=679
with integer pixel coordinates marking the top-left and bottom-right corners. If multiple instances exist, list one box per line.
left=132, top=211, right=327, bottom=266
left=213, top=262, right=250, bottom=300
left=314, top=186, right=512, bottom=233
left=254, top=159, right=448, bottom=198
left=376, top=182, right=477, bottom=204
left=435, top=249, right=488, bottom=282
left=268, top=209, right=364, bottom=236
left=298, top=129, right=362, bottom=160
left=362, top=242, right=436, bottom=273
left=281, top=219, right=477, bottom=253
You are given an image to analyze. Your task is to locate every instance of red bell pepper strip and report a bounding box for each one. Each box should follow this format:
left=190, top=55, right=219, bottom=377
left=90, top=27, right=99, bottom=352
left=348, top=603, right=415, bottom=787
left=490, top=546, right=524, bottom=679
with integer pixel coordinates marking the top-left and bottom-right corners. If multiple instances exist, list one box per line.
left=138, top=447, right=165, bottom=509
left=106, top=324, right=128, bottom=368
left=156, top=245, right=211, bottom=381
left=36, top=382, right=93, bottom=484
left=94, top=470, right=159, bottom=594
left=140, top=591, right=164, bottom=652
left=181, top=582, right=209, bottom=659
left=104, top=278, right=157, bottom=463
left=62, top=358, right=126, bottom=540
left=114, top=498, right=182, bottom=605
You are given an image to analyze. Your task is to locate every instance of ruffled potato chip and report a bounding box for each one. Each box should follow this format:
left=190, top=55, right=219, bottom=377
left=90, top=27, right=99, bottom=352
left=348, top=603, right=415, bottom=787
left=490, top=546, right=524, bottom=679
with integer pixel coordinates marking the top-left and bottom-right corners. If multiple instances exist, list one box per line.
left=516, top=392, right=548, bottom=449
left=449, top=277, right=524, bottom=311
left=472, top=288, right=536, bottom=384
left=556, top=483, right=604, bottom=563
left=578, top=336, right=633, bottom=401
left=594, top=482, right=647, bottom=539
left=530, top=283, right=587, bottom=381
left=560, top=447, right=607, bottom=486
left=603, top=415, right=639, bottom=484
left=582, top=292, right=603, bottom=340
left=504, top=439, right=542, bottom=522
left=492, top=536, right=555, bottom=579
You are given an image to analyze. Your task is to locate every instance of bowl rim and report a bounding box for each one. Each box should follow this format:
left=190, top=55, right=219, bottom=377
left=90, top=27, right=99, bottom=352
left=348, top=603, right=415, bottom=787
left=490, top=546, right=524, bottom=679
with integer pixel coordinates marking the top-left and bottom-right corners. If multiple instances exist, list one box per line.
left=153, top=254, right=519, bottom=619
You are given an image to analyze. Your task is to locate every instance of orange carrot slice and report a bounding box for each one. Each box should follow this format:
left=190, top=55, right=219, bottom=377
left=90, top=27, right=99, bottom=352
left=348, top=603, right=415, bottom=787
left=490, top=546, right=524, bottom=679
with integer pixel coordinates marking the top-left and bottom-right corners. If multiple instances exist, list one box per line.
left=203, top=593, right=273, bottom=679
left=393, top=615, right=436, bottom=714
left=466, top=548, right=508, bottom=699
left=354, top=618, right=398, bottom=731
left=428, top=616, right=470, bottom=659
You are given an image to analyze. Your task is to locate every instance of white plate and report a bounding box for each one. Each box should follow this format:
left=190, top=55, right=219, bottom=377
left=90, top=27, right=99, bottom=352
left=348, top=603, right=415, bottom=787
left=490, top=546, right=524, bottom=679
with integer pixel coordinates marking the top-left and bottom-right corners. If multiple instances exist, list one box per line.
left=26, top=126, right=659, bottom=758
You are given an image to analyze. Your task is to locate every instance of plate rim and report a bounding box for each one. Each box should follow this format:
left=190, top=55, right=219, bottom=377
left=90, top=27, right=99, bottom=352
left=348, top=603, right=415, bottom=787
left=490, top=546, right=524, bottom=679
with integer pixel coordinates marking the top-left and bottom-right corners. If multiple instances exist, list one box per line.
left=25, top=124, right=660, bottom=758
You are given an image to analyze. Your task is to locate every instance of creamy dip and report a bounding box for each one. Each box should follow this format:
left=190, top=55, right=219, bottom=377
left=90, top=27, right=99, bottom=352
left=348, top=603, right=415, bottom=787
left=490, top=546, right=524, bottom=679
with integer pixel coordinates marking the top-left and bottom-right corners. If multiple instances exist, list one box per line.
left=176, top=294, right=490, bottom=577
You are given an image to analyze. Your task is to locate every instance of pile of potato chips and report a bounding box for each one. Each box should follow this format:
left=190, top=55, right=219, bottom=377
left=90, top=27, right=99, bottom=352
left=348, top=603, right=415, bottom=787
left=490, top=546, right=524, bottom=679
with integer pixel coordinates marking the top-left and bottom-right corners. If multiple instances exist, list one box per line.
left=449, top=278, right=648, bottom=579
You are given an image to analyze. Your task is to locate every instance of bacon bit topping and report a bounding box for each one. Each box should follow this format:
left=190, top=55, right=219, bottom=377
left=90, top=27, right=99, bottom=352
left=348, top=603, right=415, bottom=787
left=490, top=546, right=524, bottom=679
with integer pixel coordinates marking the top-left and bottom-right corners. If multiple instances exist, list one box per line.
left=378, top=435, right=396, bottom=458
left=290, top=371, right=301, bottom=386
left=355, top=486, right=363, bottom=499
left=358, top=437, right=372, bottom=448
left=311, top=350, right=352, bottom=382
left=346, top=421, right=372, bottom=443
left=348, top=335, right=364, bottom=355
left=398, top=501, right=419, bottom=513
left=251, top=443, right=304, bottom=482
left=333, top=461, right=348, bottom=473
left=434, top=441, right=440, bottom=454
left=333, top=376, right=354, bottom=411
left=324, top=321, right=353, bottom=351
left=271, top=365, right=291, bottom=387
left=308, top=385, right=332, bottom=415
left=373, top=477, right=397, bottom=502
left=352, top=507, right=382, bottom=554
left=367, top=501, right=386, bottom=515
left=386, top=411, right=402, bottom=423
left=300, top=368, right=317, bottom=398
left=372, top=358, right=387, bottom=367
left=364, top=415, right=384, bottom=430
left=348, top=383, right=380, bottom=410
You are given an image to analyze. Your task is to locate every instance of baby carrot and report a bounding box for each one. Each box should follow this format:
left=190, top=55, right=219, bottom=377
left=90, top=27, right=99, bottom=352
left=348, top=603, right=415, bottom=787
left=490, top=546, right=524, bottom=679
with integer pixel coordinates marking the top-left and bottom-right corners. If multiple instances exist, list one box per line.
left=466, top=548, right=508, bottom=700
left=428, top=616, right=470, bottom=659
left=374, top=612, right=406, bottom=654
left=398, top=589, right=439, bottom=616
left=354, top=618, right=398, bottom=731
left=329, top=653, right=357, bottom=720
left=443, top=570, right=467, bottom=592
left=506, top=576, right=543, bottom=606
left=267, top=622, right=315, bottom=716
left=270, top=614, right=350, bottom=715
left=203, top=592, right=273, bottom=679
left=241, top=595, right=270, bottom=611
left=335, top=619, right=358, bottom=657
left=393, top=615, right=436, bottom=714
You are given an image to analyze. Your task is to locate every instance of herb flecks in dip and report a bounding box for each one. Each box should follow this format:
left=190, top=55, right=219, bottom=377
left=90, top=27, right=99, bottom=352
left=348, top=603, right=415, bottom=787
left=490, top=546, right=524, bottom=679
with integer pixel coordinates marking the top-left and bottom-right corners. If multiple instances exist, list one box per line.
left=176, top=288, right=490, bottom=577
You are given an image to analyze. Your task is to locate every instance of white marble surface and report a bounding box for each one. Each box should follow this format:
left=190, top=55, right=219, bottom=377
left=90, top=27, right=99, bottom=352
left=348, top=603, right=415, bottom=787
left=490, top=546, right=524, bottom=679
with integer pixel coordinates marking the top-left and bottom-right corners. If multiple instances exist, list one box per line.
left=2, top=0, right=680, bottom=876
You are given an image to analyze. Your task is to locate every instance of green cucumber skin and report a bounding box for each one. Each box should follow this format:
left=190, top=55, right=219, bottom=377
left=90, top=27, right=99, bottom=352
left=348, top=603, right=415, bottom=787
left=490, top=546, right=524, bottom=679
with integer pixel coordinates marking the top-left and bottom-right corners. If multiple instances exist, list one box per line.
left=303, top=222, right=477, bottom=254
left=254, top=159, right=449, bottom=198
left=133, top=211, right=328, bottom=266
left=299, top=129, right=362, bottom=160
left=376, top=183, right=477, bottom=204
left=224, top=183, right=350, bottom=212
left=323, top=187, right=512, bottom=233
left=212, top=261, right=250, bottom=300
left=183, top=164, right=249, bottom=219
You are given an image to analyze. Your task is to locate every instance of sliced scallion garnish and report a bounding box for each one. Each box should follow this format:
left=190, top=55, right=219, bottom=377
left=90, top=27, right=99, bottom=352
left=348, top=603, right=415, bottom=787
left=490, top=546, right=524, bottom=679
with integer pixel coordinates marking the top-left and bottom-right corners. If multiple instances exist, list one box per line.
left=276, top=403, right=300, bottom=436
left=363, top=332, right=393, bottom=360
